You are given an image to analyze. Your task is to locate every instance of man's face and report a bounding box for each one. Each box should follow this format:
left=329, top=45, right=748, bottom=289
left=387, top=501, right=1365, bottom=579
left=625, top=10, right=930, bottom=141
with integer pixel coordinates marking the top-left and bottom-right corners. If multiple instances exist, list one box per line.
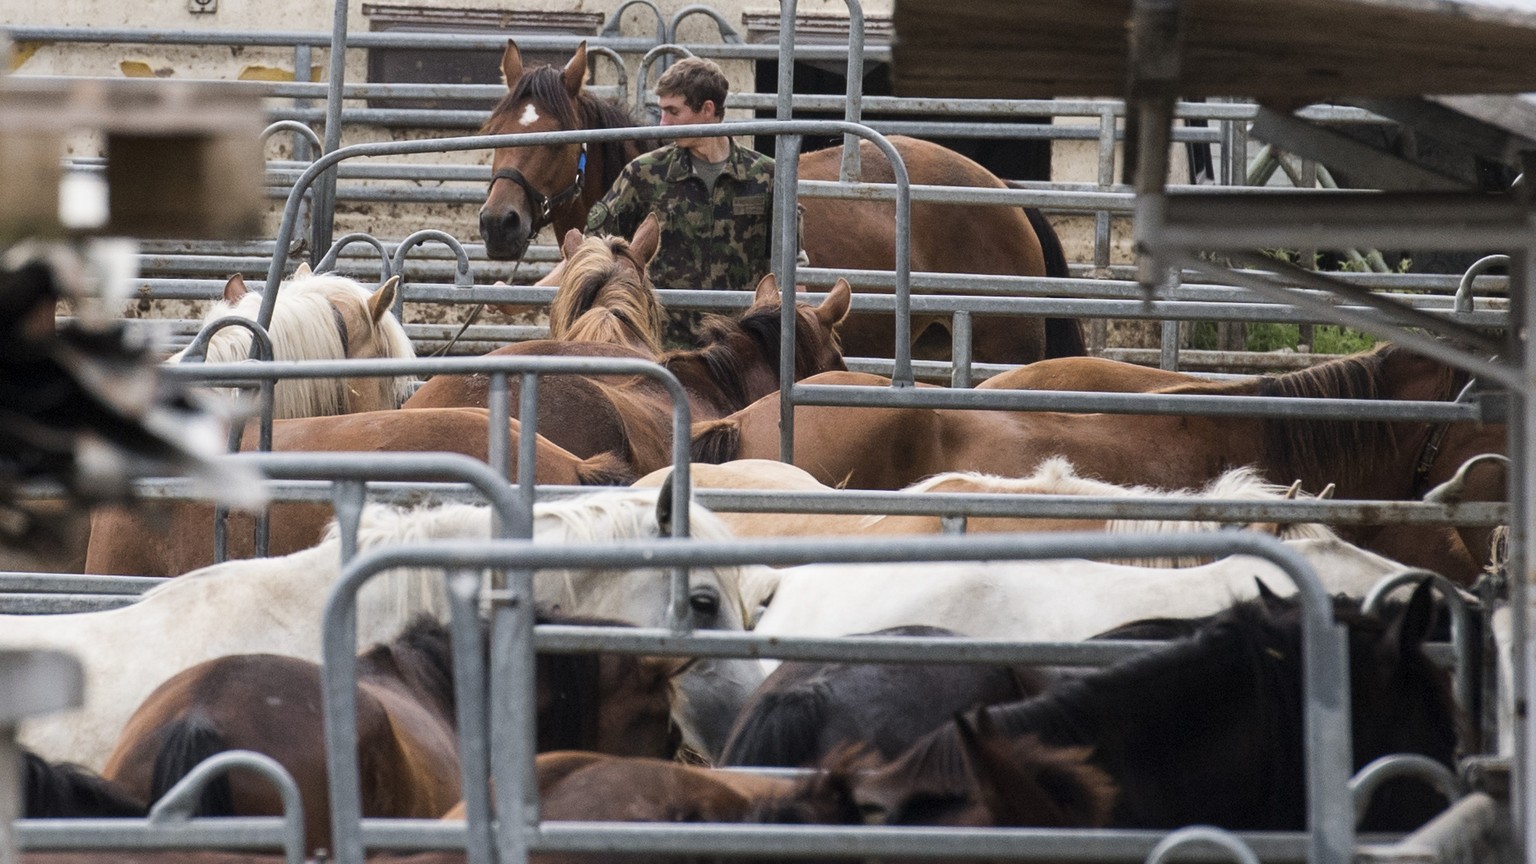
left=658, top=93, right=718, bottom=149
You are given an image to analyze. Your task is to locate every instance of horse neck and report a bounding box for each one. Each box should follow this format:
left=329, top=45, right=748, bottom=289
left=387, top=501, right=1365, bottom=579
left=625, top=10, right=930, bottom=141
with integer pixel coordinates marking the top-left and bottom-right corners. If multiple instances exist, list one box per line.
left=663, top=338, right=761, bottom=419
left=983, top=621, right=1300, bottom=826
left=355, top=619, right=458, bottom=723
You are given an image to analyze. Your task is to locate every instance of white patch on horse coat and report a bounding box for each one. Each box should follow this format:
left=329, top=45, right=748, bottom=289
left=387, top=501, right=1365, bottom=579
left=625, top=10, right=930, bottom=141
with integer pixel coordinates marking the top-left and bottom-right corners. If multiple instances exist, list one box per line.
left=5, top=491, right=761, bottom=768
left=519, top=104, right=540, bottom=126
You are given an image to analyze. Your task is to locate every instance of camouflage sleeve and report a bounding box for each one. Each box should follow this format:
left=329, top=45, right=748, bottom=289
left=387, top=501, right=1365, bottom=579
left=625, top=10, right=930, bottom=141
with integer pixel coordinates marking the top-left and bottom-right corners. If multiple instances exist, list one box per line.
left=586, top=165, right=642, bottom=237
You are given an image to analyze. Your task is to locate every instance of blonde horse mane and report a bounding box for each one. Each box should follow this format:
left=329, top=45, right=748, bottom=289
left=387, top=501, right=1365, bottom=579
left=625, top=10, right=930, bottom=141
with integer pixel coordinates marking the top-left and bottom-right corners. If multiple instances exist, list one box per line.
left=548, top=235, right=664, bottom=355
left=173, top=270, right=416, bottom=418
left=881, top=457, right=1337, bottom=566
left=322, top=490, right=752, bottom=633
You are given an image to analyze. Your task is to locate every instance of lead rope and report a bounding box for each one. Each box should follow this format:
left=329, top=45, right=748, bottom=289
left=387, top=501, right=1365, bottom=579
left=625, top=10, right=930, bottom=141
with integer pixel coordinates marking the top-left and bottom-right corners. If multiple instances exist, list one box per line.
left=430, top=258, right=522, bottom=357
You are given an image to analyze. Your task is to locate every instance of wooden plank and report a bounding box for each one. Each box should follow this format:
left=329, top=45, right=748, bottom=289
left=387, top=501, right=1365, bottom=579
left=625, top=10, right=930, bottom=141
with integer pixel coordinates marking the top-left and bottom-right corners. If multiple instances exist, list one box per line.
left=893, top=0, right=1536, bottom=100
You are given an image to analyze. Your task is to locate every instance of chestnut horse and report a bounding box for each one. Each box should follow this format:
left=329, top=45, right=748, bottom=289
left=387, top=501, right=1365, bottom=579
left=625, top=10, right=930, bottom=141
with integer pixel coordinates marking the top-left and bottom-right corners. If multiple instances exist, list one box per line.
left=691, top=344, right=1503, bottom=582
left=104, top=614, right=684, bottom=855
left=405, top=275, right=850, bottom=476
left=83, top=407, right=632, bottom=578
left=477, top=40, right=1084, bottom=365
left=170, top=264, right=416, bottom=417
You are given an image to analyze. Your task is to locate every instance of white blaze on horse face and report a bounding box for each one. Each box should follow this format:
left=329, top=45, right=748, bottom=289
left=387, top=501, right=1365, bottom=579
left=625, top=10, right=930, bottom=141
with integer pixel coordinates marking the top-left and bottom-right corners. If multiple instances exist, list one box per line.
left=518, top=104, right=540, bottom=127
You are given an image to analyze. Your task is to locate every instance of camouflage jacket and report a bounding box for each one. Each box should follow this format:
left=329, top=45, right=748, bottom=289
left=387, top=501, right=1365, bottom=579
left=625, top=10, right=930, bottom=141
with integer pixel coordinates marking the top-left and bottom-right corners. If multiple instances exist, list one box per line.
left=586, top=141, right=777, bottom=294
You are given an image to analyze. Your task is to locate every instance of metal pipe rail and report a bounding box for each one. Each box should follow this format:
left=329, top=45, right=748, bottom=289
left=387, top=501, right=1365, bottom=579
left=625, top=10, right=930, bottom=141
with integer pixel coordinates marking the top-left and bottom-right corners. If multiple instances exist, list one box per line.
left=320, top=530, right=1353, bottom=864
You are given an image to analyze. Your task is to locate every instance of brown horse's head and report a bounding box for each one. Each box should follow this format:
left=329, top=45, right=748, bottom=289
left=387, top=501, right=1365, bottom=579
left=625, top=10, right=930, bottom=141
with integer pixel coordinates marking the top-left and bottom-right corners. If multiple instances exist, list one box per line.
left=550, top=215, right=665, bottom=355
left=748, top=273, right=853, bottom=377
left=480, top=40, right=648, bottom=261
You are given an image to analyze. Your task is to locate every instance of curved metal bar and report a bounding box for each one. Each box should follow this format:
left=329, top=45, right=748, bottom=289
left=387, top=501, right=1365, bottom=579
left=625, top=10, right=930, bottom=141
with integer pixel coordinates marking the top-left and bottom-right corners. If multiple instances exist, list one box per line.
left=1348, top=753, right=1462, bottom=828
left=599, top=0, right=666, bottom=43
left=1456, top=254, right=1510, bottom=315
left=388, top=229, right=474, bottom=318
left=776, top=0, right=866, bottom=182
left=317, top=232, right=392, bottom=283
left=1144, top=825, right=1261, bottom=864
left=666, top=5, right=744, bottom=45
left=259, top=121, right=912, bottom=380
left=147, top=750, right=305, bottom=864
left=634, top=44, right=697, bottom=120
left=1362, top=568, right=1476, bottom=725
left=178, top=316, right=275, bottom=365
left=259, top=119, right=322, bottom=151
left=586, top=46, right=630, bottom=103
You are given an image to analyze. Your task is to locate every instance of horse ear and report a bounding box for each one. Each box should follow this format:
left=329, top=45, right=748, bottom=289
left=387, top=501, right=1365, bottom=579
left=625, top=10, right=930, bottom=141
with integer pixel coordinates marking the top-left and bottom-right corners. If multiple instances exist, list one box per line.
left=753, top=273, right=779, bottom=306
left=370, top=276, right=400, bottom=324
left=500, top=39, right=523, bottom=89
left=1387, top=578, right=1439, bottom=657
left=817, top=278, right=853, bottom=328
left=1253, top=577, right=1286, bottom=609
left=561, top=40, right=588, bottom=97
left=655, top=470, right=675, bottom=536
left=293, top=261, right=312, bottom=279
left=560, top=228, right=585, bottom=261
left=632, top=213, right=662, bottom=265
left=222, top=273, right=248, bottom=304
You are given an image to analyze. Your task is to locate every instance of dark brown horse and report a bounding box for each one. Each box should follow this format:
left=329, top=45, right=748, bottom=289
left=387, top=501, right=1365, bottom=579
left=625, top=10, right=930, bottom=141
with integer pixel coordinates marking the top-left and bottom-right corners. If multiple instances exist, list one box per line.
left=476, top=40, right=1084, bottom=365
left=405, top=275, right=850, bottom=476
left=83, top=407, right=632, bottom=578
left=849, top=583, right=1458, bottom=832
left=103, top=614, right=684, bottom=856
left=721, top=625, right=1048, bottom=769
left=691, top=345, right=1503, bottom=583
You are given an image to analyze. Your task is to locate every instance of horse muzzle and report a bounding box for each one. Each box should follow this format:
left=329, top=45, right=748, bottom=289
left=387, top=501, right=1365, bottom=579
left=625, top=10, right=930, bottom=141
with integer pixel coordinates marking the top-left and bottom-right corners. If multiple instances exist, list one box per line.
left=479, top=207, right=534, bottom=261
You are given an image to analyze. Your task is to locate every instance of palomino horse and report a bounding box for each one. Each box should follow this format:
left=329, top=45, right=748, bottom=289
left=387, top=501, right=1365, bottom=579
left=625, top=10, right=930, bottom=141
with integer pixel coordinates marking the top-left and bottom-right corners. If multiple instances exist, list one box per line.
left=476, top=40, right=1084, bottom=365
left=11, top=490, right=763, bottom=768
left=869, top=584, right=1458, bottom=832
left=692, top=344, right=1501, bottom=582
left=636, top=457, right=1332, bottom=543
left=103, top=614, right=684, bottom=855
left=83, top=407, right=632, bottom=578
left=405, top=274, right=850, bottom=476
left=170, top=264, right=416, bottom=417
left=547, top=215, right=664, bottom=354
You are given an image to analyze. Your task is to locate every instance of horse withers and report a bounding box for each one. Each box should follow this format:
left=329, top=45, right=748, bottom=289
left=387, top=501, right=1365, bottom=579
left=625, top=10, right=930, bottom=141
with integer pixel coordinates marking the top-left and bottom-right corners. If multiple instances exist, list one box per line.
left=477, top=39, right=1084, bottom=365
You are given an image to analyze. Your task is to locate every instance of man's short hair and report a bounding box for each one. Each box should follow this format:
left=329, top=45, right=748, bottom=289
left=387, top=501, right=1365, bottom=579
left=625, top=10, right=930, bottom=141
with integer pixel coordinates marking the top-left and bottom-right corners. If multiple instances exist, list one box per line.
left=655, top=57, right=729, bottom=118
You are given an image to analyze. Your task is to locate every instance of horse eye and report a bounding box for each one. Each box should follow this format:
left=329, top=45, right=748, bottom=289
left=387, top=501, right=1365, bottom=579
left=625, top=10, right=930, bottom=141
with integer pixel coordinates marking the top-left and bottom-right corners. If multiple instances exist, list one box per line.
left=689, top=590, right=719, bottom=617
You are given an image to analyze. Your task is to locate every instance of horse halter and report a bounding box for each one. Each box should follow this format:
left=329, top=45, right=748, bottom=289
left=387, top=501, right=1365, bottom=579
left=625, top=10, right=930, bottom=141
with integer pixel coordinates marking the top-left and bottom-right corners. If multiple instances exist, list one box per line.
left=489, top=143, right=588, bottom=233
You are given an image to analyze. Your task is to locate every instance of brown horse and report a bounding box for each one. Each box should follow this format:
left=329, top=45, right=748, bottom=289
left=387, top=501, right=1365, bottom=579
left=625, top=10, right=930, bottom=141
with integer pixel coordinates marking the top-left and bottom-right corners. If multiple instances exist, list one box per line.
left=103, top=614, right=685, bottom=856
left=691, top=345, right=1502, bottom=583
left=546, top=216, right=665, bottom=354
left=83, top=408, right=632, bottom=578
left=476, top=40, right=1084, bottom=365
left=405, top=275, right=850, bottom=476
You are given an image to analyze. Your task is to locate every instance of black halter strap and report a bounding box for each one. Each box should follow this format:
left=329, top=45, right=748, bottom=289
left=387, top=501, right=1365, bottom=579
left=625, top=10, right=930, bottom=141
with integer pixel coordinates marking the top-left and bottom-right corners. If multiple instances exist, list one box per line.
left=489, top=143, right=588, bottom=233
left=1411, top=377, right=1480, bottom=497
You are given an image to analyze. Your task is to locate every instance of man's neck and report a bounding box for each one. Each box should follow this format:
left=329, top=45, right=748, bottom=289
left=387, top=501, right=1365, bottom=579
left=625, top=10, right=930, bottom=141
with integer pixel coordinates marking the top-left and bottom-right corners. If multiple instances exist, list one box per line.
left=683, top=136, right=731, bottom=164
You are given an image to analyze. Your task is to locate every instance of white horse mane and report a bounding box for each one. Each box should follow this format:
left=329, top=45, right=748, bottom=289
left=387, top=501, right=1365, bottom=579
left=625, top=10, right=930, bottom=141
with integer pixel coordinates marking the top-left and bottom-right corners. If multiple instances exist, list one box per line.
left=172, top=271, right=416, bottom=418
left=320, top=490, right=751, bottom=629
left=881, top=457, right=1336, bottom=566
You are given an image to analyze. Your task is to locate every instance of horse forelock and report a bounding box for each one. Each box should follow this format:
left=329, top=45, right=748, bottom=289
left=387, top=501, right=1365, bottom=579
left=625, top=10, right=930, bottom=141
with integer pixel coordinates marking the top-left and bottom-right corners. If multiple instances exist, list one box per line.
left=551, top=237, right=662, bottom=352
left=486, top=65, right=580, bottom=134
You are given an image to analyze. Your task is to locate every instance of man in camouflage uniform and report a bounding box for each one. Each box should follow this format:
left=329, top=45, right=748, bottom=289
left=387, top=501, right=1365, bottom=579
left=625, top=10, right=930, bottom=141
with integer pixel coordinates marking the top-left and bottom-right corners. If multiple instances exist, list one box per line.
left=586, top=57, right=780, bottom=347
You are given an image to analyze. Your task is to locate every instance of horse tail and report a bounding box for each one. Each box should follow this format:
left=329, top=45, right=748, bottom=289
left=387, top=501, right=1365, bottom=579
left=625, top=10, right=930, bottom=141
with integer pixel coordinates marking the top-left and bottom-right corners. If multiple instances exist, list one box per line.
left=576, top=451, right=637, bottom=486
left=719, top=682, right=831, bottom=768
left=148, top=712, right=235, bottom=817
left=22, top=750, right=147, bottom=818
left=1023, top=207, right=1087, bottom=359
left=690, top=418, right=740, bottom=465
